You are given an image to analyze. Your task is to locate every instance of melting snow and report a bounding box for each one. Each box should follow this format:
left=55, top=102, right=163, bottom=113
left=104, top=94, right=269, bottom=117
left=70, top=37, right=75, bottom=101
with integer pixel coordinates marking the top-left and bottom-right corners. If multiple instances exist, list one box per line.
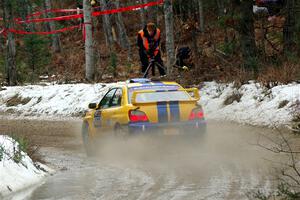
left=0, top=81, right=298, bottom=127
left=201, top=81, right=300, bottom=127
left=0, top=135, right=51, bottom=198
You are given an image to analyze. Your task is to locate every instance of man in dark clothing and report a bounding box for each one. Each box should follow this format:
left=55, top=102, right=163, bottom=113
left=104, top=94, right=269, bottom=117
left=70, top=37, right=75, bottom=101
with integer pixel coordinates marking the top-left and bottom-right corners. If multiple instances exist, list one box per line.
left=175, top=47, right=192, bottom=70
left=255, top=0, right=285, bottom=16
left=137, top=23, right=166, bottom=77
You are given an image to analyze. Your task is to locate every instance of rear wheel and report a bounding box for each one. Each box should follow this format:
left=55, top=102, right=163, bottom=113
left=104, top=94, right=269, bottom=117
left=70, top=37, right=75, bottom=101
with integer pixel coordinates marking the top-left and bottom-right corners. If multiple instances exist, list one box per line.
left=114, top=123, right=129, bottom=138
left=180, top=124, right=207, bottom=142
left=82, top=122, right=96, bottom=156
left=189, top=125, right=207, bottom=135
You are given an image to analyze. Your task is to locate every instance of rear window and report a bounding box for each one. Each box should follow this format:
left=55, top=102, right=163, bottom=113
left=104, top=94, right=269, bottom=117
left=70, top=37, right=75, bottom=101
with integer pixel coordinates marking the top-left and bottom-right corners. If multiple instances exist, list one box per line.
left=135, top=91, right=191, bottom=103
left=128, top=85, right=191, bottom=103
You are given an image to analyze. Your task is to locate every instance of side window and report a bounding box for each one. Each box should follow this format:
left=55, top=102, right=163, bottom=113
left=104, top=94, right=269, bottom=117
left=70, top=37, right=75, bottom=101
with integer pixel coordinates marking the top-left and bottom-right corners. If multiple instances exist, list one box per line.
left=110, top=89, right=122, bottom=107
left=99, top=89, right=116, bottom=109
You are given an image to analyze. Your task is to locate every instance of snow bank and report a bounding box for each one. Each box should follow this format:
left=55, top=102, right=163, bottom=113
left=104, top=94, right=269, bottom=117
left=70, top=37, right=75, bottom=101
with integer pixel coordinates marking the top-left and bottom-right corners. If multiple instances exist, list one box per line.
left=0, top=135, right=50, bottom=197
left=201, top=81, right=300, bottom=127
left=0, top=81, right=299, bottom=127
left=0, top=83, right=116, bottom=118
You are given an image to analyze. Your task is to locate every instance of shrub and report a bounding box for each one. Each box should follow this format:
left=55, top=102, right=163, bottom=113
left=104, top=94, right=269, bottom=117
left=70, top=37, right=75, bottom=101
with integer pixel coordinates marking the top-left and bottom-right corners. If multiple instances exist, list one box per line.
left=223, top=91, right=242, bottom=105
left=0, top=146, right=4, bottom=162
left=11, top=135, right=28, bottom=163
left=278, top=100, right=289, bottom=109
left=258, top=62, right=300, bottom=84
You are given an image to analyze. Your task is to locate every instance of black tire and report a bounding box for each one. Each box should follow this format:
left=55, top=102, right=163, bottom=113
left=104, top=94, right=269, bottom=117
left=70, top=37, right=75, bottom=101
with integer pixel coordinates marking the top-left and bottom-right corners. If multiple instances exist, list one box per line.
left=114, top=123, right=128, bottom=138
left=179, top=125, right=207, bottom=143
left=82, top=122, right=96, bottom=156
left=190, top=125, right=207, bottom=135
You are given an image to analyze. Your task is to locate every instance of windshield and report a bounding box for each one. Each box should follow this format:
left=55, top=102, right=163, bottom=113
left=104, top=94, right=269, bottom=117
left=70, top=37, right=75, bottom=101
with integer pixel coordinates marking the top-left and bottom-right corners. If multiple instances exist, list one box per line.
left=128, top=85, right=191, bottom=103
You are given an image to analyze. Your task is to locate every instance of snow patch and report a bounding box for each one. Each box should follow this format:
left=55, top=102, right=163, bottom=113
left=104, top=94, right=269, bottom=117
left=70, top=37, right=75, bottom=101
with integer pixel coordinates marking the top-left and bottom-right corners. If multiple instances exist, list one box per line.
left=0, top=83, right=117, bottom=118
left=0, top=81, right=299, bottom=127
left=0, top=135, right=50, bottom=198
left=201, top=81, right=300, bottom=127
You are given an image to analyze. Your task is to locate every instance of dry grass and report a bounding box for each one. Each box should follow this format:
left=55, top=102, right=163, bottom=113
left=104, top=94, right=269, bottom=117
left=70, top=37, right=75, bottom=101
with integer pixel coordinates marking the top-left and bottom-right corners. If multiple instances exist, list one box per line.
left=291, top=100, right=300, bottom=134
left=278, top=100, right=289, bottom=109
left=258, top=62, right=300, bottom=85
left=6, top=95, right=31, bottom=107
left=223, top=91, right=242, bottom=106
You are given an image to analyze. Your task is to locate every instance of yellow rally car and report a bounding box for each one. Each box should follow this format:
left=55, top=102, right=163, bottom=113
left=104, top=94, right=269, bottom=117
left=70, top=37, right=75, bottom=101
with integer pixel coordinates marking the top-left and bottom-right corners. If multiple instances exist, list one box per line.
left=82, top=78, right=206, bottom=152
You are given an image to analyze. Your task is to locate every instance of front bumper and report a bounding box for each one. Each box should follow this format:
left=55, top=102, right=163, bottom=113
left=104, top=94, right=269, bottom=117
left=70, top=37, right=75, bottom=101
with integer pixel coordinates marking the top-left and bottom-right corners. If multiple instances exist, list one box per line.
left=128, top=120, right=206, bottom=134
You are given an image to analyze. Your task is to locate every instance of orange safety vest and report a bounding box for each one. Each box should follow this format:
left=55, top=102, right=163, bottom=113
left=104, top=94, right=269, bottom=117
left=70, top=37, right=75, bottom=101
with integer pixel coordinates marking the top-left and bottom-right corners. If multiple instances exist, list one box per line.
left=138, top=28, right=161, bottom=57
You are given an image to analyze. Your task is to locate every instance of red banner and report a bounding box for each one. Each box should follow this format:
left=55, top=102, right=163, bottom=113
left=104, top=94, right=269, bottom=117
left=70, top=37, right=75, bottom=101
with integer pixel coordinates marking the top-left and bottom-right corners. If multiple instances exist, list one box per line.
left=8, top=25, right=81, bottom=35
left=0, top=29, right=5, bottom=35
left=16, top=13, right=83, bottom=24
left=0, top=0, right=164, bottom=36
left=16, top=0, right=163, bottom=24
left=27, top=9, right=80, bottom=18
left=93, top=0, right=163, bottom=17
left=26, top=6, right=102, bottom=19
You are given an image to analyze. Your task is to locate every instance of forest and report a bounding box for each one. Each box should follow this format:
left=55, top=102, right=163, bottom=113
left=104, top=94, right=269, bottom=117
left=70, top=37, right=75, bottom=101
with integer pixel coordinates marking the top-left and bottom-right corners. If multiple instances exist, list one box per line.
left=0, top=0, right=299, bottom=86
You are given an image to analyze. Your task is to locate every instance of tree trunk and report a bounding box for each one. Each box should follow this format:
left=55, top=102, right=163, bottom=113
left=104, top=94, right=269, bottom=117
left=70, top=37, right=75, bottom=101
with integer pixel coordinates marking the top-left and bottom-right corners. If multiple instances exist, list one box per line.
left=44, top=0, right=61, bottom=53
left=3, top=0, right=17, bottom=86
left=215, top=0, right=224, bottom=16
left=198, top=0, right=204, bottom=32
left=164, top=0, right=175, bottom=74
left=238, top=0, right=257, bottom=69
left=187, top=0, right=194, bottom=19
left=283, top=0, right=295, bottom=54
left=139, top=0, right=146, bottom=26
left=147, top=0, right=157, bottom=23
left=83, top=0, right=95, bottom=81
left=100, top=0, right=118, bottom=77
left=100, top=0, right=114, bottom=50
left=114, top=0, right=132, bottom=61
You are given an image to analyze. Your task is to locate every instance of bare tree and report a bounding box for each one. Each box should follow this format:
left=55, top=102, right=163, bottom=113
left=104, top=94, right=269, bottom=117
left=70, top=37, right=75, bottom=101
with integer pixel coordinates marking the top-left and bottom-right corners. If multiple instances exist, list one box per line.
left=139, top=0, right=146, bottom=26
left=3, top=0, right=17, bottom=86
left=100, top=0, right=118, bottom=77
left=164, top=0, right=175, bottom=74
left=255, top=128, right=300, bottom=199
left=114, top=0, right=132, bottom=62
left=100, top=0, right=114, bottom=50
left=236, top=0, right=257, bottom=69
left=83, top=0, right=95, bottom=81
left=198, top=0, right=204, bottom=32
left=283, top=0, right=296, bottom=55
left=215, top=0, right=224, bottom=16
left=44, top=0, right=61, bottom=53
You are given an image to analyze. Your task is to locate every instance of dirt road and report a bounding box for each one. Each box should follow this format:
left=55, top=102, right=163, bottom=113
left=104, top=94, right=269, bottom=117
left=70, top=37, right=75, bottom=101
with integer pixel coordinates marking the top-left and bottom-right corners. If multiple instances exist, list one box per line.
left=0, top=119, right=283, bottom=200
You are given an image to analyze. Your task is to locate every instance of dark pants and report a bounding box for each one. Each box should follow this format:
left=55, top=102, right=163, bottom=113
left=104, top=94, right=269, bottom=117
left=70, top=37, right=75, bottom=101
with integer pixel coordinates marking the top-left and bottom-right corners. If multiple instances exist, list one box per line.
left=139, top=50, right=166, bottom=76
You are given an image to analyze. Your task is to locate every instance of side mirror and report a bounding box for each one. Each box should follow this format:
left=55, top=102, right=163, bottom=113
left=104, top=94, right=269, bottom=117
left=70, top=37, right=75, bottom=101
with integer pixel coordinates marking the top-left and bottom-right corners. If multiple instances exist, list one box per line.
left=88, top=103, right=98, bottom=109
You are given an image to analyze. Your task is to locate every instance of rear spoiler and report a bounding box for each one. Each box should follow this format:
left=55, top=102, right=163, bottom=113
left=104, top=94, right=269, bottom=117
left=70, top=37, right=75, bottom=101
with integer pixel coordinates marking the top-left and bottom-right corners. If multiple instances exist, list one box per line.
left=131, top=88, right=200, bottom=105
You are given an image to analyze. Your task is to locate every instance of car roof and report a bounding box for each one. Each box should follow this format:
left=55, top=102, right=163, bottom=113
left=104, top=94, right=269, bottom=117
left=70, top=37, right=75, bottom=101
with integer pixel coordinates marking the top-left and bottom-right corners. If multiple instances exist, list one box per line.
left=126, top=81, right=181, bottom=89
left=111, top=79, right=182, bottom=90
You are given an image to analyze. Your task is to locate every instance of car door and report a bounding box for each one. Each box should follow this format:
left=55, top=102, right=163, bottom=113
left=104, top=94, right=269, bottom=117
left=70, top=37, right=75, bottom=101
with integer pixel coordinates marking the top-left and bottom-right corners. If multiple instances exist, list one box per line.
left=107, top=88, right=128, bottom=126
left=93, top=88, right=116, bottom=131
left=94, top=88, right=126, bottom=132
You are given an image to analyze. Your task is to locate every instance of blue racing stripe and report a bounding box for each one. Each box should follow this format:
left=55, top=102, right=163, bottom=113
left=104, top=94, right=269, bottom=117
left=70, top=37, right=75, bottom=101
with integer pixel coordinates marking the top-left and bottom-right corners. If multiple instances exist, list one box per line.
left=169, top=101, right=180, bottom=122
left=157, top=102, right=168, bottom=123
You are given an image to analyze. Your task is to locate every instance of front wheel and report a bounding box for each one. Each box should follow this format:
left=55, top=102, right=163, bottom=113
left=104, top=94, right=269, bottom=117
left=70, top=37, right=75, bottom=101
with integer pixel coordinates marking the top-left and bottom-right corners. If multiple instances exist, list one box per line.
left=82, top=122, right=96, bottom=156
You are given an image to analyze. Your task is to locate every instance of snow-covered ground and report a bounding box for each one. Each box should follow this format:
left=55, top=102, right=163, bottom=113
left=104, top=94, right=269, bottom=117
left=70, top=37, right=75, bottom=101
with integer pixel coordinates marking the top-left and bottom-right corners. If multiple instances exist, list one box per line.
left=0, top=81, right=299, bottom=127
left=201, top=81, right=300, bottom=127
left=0, top=135, right=51, bottom=198
left=0, top=83, right=116, bottom=118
